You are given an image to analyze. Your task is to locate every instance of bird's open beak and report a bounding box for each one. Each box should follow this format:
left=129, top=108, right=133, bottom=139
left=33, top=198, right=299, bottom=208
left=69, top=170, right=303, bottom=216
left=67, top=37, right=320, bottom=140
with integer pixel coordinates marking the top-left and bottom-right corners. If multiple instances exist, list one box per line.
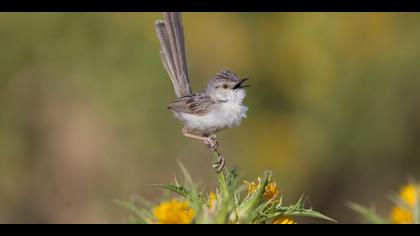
left=233, top=78, right=250, bottom=89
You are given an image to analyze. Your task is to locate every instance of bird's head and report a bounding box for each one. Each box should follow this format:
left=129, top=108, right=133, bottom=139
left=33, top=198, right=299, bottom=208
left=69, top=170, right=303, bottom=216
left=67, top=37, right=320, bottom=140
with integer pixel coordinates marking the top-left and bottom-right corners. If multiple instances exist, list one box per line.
left=207, top=69, right=250, bottom=101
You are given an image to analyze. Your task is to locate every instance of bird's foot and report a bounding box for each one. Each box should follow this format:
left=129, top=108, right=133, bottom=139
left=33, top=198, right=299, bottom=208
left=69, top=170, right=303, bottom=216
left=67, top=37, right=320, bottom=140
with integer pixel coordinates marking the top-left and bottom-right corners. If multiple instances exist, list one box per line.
left=204, top=135, right=218, bottom=151
left=212, top=154, right=225, bottom=173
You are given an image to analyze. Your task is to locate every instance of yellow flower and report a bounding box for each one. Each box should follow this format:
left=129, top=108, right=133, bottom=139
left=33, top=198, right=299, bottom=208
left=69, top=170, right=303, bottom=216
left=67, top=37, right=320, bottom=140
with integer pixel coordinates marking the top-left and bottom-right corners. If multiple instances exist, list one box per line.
left=390, top=184, right=418, bottom=224
left=245, top=177, right=279, bottom=201
left=244, top=179, right=259, bottom=195
left=272, top=216, right=296, bottom=224
left=400, top=184, right=417, bottom=207
left=391, top=206, right=412, bottom=224
left=208, top=192, right=217, bottom=209
left=153, top=199, right=195, bottom=224
left=264, top=181, right=279, bottom=200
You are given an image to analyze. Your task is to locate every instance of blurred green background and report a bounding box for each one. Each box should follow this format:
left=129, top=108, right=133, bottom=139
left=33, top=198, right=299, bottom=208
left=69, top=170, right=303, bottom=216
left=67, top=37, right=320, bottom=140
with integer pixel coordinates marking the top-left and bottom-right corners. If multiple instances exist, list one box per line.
left=1, top=13, right=420, bottom=223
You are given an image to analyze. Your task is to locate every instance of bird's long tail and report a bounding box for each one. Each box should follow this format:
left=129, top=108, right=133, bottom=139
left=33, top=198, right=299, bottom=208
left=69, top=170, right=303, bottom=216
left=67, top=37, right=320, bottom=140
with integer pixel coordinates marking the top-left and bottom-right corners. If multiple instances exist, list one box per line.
left=155, top=12, right=192, bottom=98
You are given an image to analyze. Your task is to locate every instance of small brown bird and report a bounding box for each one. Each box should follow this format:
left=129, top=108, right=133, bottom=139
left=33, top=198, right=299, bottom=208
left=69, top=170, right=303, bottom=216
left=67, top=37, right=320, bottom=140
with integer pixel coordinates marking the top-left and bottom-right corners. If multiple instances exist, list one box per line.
left=155, top=12, right=249, bottom=171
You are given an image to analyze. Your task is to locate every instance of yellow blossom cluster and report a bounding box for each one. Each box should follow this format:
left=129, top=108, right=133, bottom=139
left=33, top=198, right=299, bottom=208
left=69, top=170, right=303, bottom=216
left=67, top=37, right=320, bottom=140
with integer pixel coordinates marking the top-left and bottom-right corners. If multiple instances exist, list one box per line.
left=390, top=184, right=418, bottom=224
left=153, top=199, right=195, bottom=224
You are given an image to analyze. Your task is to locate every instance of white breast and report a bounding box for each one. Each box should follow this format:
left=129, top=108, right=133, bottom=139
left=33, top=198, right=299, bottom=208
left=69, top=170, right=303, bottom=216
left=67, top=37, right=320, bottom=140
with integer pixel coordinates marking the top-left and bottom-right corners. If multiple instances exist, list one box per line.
left=177, top=89, right=248, bottom=134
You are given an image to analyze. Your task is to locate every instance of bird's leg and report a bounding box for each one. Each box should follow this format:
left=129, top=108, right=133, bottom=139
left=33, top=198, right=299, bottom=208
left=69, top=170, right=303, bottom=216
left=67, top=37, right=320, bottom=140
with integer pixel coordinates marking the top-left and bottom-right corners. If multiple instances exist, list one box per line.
left=182, top=128, right=217, bottom=150
left=182, top=128, right=224, bottom=172
left=206, top=134, right=225, bottom=172
left=182, top=127, right=209, bottom=142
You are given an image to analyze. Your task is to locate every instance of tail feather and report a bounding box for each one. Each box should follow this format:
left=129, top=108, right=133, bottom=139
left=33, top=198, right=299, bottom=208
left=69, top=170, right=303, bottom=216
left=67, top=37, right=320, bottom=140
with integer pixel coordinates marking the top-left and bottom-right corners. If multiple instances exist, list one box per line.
left=155, top=12, right=192, bottom=98
left=156, top=21, right=177, bottom=86
left=159, top=50, right=176, bottom=84
left=166, top=13, right=189, bottom=85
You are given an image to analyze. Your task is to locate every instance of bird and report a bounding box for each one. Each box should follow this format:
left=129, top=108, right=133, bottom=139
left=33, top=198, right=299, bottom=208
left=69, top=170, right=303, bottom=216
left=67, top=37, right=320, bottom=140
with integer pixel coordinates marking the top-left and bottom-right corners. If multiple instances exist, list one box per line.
left=155, top=12, right=249, bottom=171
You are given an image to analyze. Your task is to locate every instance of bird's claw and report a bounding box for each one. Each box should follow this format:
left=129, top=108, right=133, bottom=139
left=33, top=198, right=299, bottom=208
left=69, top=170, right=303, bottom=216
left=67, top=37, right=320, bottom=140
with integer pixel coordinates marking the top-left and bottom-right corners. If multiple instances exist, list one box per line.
left=212, top=154, right=225, bottom=173
left=204, top=136, right=218, bottom=151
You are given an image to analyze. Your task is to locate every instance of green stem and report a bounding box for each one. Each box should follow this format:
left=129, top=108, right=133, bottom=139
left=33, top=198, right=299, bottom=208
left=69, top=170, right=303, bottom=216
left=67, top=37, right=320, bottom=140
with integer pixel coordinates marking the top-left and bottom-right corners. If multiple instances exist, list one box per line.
left=213, top=151, right=231, bottom=223
left=214, top=152, right=229, bottom=199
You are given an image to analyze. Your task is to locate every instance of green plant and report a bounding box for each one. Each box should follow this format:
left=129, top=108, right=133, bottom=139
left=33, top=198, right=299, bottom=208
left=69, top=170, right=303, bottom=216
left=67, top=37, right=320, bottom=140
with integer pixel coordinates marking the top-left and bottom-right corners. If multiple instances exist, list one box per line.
left=117, top=153, right=335, bottom=224
left=349, top=182, right=419, bottom=224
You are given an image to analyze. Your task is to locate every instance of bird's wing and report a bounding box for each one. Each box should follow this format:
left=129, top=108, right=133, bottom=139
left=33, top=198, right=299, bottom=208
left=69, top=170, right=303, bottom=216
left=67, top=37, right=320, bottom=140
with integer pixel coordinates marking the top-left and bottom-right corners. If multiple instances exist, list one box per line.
left=155, top=12, right=192, bottom=98
left=167, top=93, right=214, bottom=116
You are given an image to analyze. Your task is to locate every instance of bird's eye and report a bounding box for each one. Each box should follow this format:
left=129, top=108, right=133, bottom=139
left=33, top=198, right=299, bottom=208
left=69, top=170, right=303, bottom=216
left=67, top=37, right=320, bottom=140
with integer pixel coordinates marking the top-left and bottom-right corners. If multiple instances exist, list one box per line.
left=222, top=84, right=228, bottom=89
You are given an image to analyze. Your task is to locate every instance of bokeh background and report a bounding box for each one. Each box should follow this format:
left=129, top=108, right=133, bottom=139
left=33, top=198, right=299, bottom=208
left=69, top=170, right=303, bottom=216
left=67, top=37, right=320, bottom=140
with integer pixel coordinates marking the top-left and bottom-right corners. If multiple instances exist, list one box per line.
left=1, top=13, right=420, bottom=223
